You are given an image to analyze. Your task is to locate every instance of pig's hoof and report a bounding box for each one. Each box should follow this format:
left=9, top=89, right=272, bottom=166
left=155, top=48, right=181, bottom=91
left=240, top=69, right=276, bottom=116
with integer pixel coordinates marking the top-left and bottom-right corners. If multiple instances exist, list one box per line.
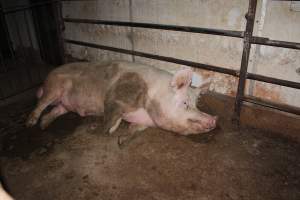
left=117, top=136, right=128, bottom=149
left=117, top=135, right=134, bottom=149
left=87, top=123, right=99, bottom=133
left=89, top=123, right=98, bottom=130
left=101, top=126, right=112, bottom=136
left=26, top=116, right=38, bottom=127
left=40, top=120, right=49, bottom=130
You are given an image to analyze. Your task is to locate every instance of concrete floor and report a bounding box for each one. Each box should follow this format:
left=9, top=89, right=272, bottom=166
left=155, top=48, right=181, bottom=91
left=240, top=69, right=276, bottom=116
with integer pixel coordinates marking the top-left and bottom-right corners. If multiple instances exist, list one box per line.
left=1, top=95, right=300, bottom=200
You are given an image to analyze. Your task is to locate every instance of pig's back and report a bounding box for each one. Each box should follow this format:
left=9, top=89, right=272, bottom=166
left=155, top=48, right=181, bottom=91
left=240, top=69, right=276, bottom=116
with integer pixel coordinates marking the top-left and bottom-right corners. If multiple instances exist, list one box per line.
left=114, top=61, right=173, bottom=98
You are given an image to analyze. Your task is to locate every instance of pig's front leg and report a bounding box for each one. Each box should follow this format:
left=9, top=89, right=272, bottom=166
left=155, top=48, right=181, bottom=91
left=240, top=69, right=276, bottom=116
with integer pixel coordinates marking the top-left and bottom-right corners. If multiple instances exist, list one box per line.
left=98, top=71, right=148, bottom=136
left=102, top=101, right=123, bottom=135
left=86, top=100, right=123, bottom=135
left=118, top=123, right=148, bottom=148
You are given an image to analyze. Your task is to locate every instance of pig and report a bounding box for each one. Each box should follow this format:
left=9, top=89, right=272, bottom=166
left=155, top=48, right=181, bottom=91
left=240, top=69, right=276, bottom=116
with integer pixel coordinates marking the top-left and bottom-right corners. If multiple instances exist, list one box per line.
left=0, top=182, right=14, bottom=200
left=26, top=61, right=217, bottom=143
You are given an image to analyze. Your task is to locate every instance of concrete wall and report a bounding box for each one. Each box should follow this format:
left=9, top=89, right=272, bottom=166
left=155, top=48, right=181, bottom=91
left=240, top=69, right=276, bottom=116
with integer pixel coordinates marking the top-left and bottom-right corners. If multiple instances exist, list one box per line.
left=62, top=0, right=300, bottom=108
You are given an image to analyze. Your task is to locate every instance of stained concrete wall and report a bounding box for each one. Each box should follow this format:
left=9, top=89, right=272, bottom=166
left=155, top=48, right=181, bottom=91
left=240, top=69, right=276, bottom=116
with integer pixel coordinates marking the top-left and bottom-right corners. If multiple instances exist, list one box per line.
left=62, top=0, right=300, bottom=108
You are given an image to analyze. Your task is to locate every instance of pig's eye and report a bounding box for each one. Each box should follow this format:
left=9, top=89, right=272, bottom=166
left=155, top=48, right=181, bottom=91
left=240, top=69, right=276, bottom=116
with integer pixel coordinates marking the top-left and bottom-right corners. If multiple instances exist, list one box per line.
left=183, top=101, right=189, bottom=109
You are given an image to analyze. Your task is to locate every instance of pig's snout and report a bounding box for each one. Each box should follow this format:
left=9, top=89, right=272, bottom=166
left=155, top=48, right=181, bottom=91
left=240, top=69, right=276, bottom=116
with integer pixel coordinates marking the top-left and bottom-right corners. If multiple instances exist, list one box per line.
left=205, top=116, right=217, bottom=130
left=188, top=115, right=217, bottom=133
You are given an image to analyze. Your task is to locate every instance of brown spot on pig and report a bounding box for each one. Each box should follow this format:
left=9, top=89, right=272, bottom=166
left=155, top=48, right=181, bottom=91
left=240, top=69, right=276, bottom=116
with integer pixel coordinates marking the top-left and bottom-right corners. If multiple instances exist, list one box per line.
left=102, top=72, right=148, bottom=134
left=104, top=62, right=120, bottom=80
left=113, top=72, right=147, bottom=107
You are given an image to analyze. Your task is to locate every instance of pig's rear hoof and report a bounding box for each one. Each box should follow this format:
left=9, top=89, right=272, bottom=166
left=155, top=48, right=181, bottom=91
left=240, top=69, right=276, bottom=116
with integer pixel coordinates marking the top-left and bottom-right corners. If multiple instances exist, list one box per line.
left=117, top=133, right=140, bottom=149
left=89, top=123, right=98, bottom=130
left=40, top=120, right=50, bottom=130
left=117, top=135, right=129, bottom=149
left=87, top=123, right=100, bottom=134
left=26, top=116, right=38, bottom=128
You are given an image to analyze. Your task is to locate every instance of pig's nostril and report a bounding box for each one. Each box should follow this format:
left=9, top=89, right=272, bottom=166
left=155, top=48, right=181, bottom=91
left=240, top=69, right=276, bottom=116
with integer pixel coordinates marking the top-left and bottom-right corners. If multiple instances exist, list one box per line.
left=214, top=116, right=218, bottom=122
left=209, top=117, right=217, bottom=128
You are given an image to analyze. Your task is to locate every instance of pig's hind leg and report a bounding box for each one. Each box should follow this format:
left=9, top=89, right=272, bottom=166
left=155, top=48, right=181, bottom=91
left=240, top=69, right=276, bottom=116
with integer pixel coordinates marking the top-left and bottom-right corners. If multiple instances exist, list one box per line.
left=40, top=104, right=68, bottom=129
left=26, top=88, right=61, bottom=127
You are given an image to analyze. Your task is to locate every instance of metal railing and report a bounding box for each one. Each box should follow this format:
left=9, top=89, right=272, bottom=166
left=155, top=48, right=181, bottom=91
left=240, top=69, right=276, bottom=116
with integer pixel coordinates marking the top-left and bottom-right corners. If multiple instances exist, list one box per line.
left=0, top=0, right=63, bottom=100
left=1, top=0, right=299, bottom=120
left=63, top=0, right=300, bottom=121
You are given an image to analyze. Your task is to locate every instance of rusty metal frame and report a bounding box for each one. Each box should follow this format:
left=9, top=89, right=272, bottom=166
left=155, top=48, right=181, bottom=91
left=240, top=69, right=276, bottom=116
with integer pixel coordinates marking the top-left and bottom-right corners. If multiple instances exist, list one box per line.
left=1, top=0, right=299, bottom=121
left=233, top=0, right=258, bottom=124
left=0, top=0, right=63, bottom=100
left=0, top=0, right=60, bottom=14
left=62, top=0, right=300, bottom=122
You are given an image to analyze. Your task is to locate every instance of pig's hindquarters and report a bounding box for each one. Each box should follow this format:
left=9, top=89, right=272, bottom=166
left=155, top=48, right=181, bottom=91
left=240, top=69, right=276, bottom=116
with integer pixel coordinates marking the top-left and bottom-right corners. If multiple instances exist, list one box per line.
left=26, top=67, right=105, bottom=129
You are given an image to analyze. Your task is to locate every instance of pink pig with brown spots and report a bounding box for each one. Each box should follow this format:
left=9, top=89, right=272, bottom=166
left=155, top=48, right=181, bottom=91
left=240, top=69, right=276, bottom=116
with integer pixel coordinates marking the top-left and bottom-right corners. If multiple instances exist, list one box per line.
left=26, top=61, right=217, bottom=144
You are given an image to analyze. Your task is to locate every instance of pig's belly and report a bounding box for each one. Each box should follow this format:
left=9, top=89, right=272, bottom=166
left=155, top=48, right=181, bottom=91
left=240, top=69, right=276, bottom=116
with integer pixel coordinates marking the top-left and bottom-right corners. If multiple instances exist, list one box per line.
left=61, top=94, right=103, bottom=116
left=122, top=108, right=155, bottom=127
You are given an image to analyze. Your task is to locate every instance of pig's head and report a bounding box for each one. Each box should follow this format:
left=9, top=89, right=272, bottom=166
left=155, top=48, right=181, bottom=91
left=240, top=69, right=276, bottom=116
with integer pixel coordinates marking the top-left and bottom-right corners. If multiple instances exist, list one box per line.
left=155, top=68, right=217, bottom=135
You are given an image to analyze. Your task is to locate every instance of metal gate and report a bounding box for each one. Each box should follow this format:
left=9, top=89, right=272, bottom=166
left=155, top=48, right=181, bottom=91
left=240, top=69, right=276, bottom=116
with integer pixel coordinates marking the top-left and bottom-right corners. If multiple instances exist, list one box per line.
left=1, top=0, right=300, bottom=123
left=62, top=0, right=300, bottom=123
left=0, top=0, right=63, bottom=101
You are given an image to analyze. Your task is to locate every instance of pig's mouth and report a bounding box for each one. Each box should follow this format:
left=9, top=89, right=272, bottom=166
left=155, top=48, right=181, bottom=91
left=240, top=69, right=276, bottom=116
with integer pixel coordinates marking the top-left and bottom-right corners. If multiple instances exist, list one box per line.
left=188, top=116, right=217, bottom=133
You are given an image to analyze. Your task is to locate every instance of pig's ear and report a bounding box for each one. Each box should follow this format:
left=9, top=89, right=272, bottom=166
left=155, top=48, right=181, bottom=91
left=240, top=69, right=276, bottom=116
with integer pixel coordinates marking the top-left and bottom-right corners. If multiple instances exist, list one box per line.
left=198, top=80, right=211, bottom=94
left=171, top=68, right=193, bottom=90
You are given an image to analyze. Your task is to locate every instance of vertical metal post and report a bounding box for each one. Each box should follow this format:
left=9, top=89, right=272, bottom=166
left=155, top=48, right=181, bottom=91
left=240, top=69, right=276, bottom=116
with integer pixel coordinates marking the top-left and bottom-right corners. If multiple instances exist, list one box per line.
left=129, top=0, right=135, bottom=62
left=233, top=0, right=257, bottom=124
left=0, top=49, right=5, bottom=73
left=52, top=0, right=65, bottom=64
left=12, top=13, right=26, bottom=62
left=24, top=10, right=34, bottom=85
left=31, top=8, right=45, bottom=62
left=0, top=3, right=15, bottom=60
left=24, top=10, right=34, bottom=56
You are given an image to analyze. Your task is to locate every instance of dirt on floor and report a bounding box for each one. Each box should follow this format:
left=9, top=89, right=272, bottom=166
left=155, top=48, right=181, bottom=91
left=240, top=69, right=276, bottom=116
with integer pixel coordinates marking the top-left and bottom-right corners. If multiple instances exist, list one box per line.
left=0, top=94, right=300, bottom=200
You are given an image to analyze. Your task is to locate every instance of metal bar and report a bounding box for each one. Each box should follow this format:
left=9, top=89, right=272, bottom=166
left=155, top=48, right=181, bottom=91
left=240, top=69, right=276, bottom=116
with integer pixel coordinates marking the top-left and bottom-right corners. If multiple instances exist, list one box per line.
left=0, top=84, right=4, bottom=99
left=251, top=36, right=300, bottom=50
left=247, top=73, right=300, bottom=89
left=24, top=10, right=34, bottom=53
left=64, top=40, right=300, bottom=90
left=129, top=0, right=135, bottom=62
left=233, top=0, right=257, bottom=124
left=61, top=0, right=95, bottom=1
left=31, top=8, right=45, bottom=62
left=64, top=17, right=244, bottom=38
left=1, top=0, right=60, bottom=14
left=64, top=38, right=240, bottom=76
left=12, top=13, right=26, bottom=62
left=52, top=0, right=65, bottom=64
left=0, top=5, right=15, bottom=60
left=23, top=10, right=34, bottom=85
left=243, top=95, right=300, bottom=116
left=0, top=49, right=5, bottom=73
